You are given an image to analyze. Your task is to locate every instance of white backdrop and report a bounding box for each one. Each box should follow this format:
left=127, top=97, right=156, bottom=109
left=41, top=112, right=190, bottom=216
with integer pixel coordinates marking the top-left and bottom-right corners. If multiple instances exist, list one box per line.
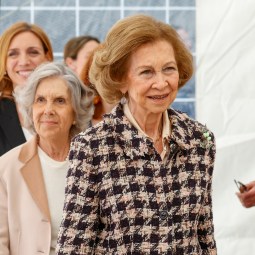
left=196, top=0, right=255, bottom=254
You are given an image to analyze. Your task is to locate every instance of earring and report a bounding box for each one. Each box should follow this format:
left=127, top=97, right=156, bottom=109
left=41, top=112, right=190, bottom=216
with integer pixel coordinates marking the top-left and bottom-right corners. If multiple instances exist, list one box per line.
left=72, top=120, right=76, bottom=125
left=120, top=93, right=127, bottom=104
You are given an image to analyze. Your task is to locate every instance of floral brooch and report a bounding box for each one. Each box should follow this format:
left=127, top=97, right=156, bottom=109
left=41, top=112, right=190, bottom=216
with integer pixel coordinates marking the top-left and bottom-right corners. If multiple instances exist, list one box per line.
left=201, top=125, right=213, bottom=149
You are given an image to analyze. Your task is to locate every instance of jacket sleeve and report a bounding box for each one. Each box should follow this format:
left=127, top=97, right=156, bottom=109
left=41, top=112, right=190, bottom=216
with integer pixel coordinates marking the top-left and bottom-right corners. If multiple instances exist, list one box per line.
left=0, top=174, right=10, bottom=255
left=56, top=137, right=100, bottom=255
left=197, top=131, right=217, bottom=255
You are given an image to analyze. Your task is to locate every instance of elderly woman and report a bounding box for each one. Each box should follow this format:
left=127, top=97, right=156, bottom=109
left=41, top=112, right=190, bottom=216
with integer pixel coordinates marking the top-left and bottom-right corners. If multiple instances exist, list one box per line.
left=56, top=15, right=216, bottom=255
left=0, top=62, right=93, bottom=255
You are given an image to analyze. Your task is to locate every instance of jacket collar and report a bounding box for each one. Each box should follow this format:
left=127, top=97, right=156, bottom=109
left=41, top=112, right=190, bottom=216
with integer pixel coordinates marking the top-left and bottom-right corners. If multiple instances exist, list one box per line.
left=167, top=108, right=192, bottom=150
left=19, top=136, right=51, bottom=221
left=102, top=103, right=194, bottom=159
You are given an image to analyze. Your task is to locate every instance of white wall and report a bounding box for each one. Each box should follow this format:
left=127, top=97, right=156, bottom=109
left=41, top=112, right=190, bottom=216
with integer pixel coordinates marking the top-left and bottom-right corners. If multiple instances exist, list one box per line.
left=196, top=1, right=255, bottom=254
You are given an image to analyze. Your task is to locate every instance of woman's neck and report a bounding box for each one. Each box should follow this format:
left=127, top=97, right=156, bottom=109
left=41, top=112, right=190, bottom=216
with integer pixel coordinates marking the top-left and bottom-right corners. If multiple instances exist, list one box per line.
left=138, top=114, right=164, bottom=154
left=38, top=137, right=70, bottom=162
left=127, top=103, right=164, bottom=154
left=132, top=110, right=163, bottom=142
left=144, top=116, right=163, bottom=143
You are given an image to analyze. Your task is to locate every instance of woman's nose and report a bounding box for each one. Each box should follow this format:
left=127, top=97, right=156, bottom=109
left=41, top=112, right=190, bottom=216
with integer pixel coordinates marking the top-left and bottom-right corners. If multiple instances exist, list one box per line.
left=44, top=102, right=55, bottom=115
left=153, top=71, right=168, bottom=89
left=18, top=53, right=30, bottom=65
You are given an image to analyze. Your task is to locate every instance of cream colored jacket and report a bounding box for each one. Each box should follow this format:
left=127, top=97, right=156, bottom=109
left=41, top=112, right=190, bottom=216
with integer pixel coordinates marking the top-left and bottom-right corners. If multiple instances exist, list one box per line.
left=0, top=136, right=51, bottom=255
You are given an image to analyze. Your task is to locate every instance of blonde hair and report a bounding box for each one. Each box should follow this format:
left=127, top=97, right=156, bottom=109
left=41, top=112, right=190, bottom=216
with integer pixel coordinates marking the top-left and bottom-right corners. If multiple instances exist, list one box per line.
left=0, top=22, right=54, bottom=99
left=89, top=14, right=193, bottom=104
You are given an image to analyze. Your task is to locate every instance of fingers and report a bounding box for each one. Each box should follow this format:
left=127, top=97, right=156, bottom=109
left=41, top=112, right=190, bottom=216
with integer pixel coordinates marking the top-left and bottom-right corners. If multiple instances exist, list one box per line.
left=245, top=181, right=255, bottom=190
left=236, top=189, right=255, bottom=208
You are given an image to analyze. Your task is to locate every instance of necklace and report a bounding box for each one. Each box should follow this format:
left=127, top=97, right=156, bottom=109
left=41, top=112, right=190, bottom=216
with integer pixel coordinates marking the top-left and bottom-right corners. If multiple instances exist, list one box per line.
left=154, top=135, right=162, bottom=143
left=37, top=136, right=70, bottom=161
left=153, top=119, right=163, bottom=144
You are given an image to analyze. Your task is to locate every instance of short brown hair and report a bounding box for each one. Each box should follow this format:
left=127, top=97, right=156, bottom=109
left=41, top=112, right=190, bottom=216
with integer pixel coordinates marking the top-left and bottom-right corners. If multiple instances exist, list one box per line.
left=89, top=14, right=193, bottom=104
left=64, top=35, right=100, bottom=60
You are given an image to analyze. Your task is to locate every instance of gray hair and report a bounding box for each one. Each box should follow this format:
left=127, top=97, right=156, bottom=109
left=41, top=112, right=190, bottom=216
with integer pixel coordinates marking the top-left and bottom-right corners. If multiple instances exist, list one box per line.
left=14, top=62, right=94, bottom=138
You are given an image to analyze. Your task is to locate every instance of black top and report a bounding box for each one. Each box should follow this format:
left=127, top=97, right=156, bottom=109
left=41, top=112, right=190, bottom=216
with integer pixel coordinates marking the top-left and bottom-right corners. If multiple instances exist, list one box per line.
left=0, top=98, right=26, bottom=156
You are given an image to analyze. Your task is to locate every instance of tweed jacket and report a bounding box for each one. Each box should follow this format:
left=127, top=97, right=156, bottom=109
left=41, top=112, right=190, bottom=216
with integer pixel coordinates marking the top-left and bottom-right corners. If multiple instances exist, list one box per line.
left=0, top=98, right=26, bottom=156
left=0, top=136, right=51, bottom=255
left=56, top=103, right=217, bottom=255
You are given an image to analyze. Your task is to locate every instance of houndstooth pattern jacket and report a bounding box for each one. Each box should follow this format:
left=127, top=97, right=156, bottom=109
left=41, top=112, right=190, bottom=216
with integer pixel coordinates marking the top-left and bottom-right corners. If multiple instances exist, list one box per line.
left=56, top=103, right=217, bottom=255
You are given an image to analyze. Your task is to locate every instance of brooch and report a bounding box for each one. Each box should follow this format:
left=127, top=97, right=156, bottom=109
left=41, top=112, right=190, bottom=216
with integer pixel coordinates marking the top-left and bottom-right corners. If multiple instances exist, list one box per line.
left=201, top=125, right=213, bottom=149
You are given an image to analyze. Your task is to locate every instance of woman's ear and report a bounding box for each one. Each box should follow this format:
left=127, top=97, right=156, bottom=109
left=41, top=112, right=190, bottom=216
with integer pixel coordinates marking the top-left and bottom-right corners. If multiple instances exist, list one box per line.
left=46, top=52, right=53, bottom=62
left=65, top=57, right=77, bottom=72
left=119, top=85, right=128, bottom=94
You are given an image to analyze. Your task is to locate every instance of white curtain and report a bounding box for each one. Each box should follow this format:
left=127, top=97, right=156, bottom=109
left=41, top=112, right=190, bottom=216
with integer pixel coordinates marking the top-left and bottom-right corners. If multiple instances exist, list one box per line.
left=196, top=0, right=255, bottom=254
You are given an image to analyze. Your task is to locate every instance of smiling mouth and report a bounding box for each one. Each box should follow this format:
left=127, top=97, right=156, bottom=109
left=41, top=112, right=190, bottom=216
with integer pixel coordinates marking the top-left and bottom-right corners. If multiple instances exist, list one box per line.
left=17, top=70, right=34, bottom=78
left=148, top=94, right=169, bottom=100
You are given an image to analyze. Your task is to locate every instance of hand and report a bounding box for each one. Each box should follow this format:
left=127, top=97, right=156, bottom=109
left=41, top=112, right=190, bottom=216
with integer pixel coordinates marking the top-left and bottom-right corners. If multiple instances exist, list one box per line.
left=236, top=181, right=255, bottom=208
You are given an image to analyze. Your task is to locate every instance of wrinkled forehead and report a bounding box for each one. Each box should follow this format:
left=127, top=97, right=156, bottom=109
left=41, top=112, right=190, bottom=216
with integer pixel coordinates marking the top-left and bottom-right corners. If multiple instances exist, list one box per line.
left=127, top=40, right=176, bottom=70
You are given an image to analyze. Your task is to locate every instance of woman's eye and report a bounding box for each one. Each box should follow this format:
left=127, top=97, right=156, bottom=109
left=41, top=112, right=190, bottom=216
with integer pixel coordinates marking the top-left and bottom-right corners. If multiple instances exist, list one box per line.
left=141, top=70, right=152, bottom=74
left=163, top=66, right=176, bottom=73
left=140, top=69, right=153, bottom=77
left=56, top=98, right=66, bottom=104
left=7, top=51, right=18, bottom=57
left=35, top=97, right=45, bottom=103
left=28, top=50, right=40, bottom=56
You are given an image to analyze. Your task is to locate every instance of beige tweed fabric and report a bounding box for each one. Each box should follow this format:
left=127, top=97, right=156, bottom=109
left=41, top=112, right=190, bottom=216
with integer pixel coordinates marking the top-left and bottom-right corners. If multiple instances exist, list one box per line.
left=56, top=103, right=217, bottom=255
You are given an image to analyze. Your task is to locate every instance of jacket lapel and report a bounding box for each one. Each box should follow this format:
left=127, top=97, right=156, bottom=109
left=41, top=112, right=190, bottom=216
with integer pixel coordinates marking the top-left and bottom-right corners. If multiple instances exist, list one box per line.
left=108, top=104, right=193, bottom=157
left=19, top=136, right=51, bottom=221
left=105, top=104, right=152, bottom=160
left=168, top=108, right=213, bottom=150
left=106, top=103, right=204, bottom=160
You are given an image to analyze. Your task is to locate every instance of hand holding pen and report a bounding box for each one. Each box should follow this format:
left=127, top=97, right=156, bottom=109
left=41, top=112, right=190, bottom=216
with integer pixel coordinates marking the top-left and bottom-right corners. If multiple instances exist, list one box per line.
left=235, top=180, right=255, bottom=208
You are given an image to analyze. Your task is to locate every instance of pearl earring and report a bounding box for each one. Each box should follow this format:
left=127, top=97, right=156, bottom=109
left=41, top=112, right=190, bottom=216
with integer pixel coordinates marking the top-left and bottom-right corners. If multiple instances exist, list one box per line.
left=120, top=93, right=127, bottom=104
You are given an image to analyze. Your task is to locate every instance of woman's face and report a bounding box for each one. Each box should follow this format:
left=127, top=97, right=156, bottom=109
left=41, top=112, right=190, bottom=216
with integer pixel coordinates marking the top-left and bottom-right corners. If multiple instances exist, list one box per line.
left=6, top=31, right=49, bottom=88
left=32, top=77, right=75, bottom=142
left=74, top=40, right=99, bottom=77
left=124, top=40, right=179, bottom=120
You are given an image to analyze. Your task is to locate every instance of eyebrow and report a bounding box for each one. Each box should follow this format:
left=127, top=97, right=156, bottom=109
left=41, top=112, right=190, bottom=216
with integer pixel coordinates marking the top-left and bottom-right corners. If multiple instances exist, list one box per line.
left=8, top=46, right=44, bottom=52
left=35, top=93, right=68, bottom=97
left=135, top=61, right=177, bottom=71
